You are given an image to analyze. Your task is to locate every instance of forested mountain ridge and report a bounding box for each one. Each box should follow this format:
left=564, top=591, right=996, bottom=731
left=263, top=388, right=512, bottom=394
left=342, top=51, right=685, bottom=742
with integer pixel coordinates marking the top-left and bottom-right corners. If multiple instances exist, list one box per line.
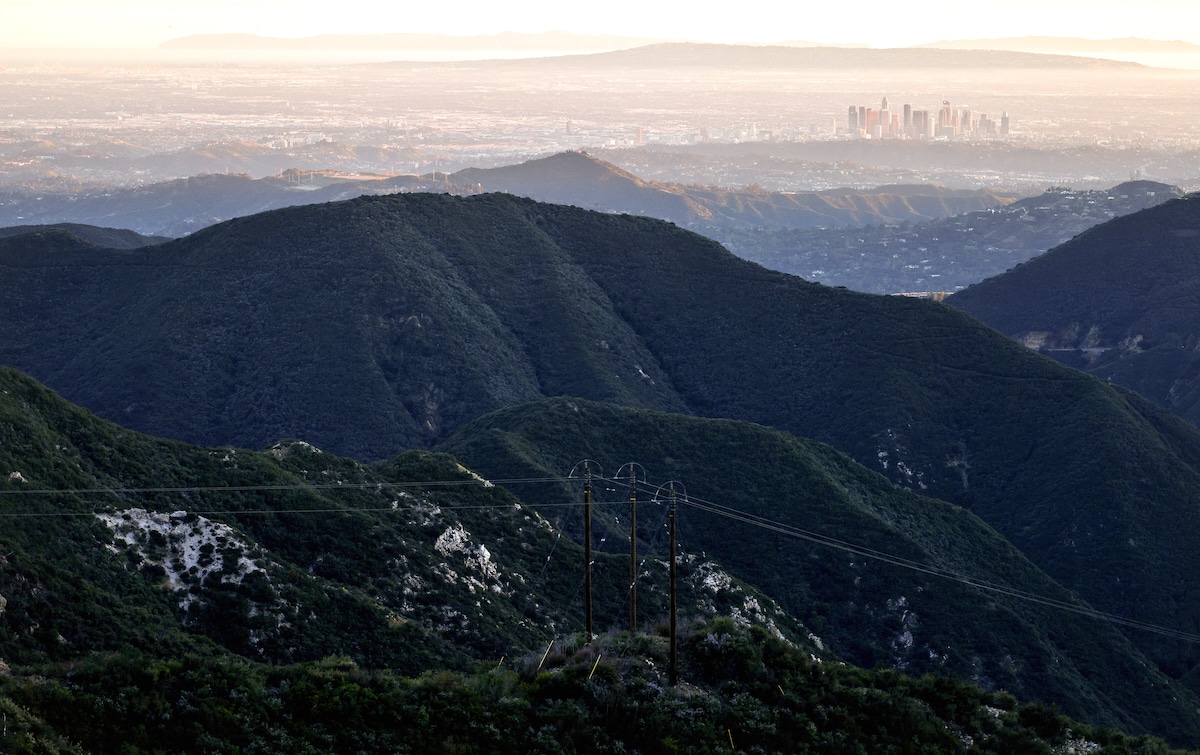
left=2, top=367, right=1199, bottom=746
left=949, top=194, right=1200, bottom=426
left=440, top=396, right=1200, bottom=739
left=6, top=192, right=1200, bottom=708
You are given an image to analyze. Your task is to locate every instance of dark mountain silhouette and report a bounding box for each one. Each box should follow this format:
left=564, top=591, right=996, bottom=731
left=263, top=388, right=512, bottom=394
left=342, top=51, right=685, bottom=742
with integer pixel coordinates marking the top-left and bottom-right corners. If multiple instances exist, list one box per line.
left=6, top=192, right=1200, bottom=699
left=0, top=223, right=167, bottom=249
left=949, top=194, right=1200, bottom=424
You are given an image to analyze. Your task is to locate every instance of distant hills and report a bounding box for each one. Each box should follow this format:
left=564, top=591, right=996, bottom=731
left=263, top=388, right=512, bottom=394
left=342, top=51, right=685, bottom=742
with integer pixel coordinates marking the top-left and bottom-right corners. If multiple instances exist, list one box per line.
left=949, top=194, right=1200, bottom=427
left=157, top=38, right=1149, bottom=69
left=0, top=152, right=1016, bottom=238
left=0, top=171, right=460, bottom=237
left=920, top=36, right=1200, bottom=55
left=8, top=193, right=1200, bottom=716
left=3, top=151, right=1177, bottom=296
left=453, top=151, right=1015, bottom=231
left=0, top=222, right=166, bottom=249
left=408, top=42, right=1147, bottom=70
left=160, top=33, right=1192, bottom=62
left=720, top=180, right=1183, bottom=293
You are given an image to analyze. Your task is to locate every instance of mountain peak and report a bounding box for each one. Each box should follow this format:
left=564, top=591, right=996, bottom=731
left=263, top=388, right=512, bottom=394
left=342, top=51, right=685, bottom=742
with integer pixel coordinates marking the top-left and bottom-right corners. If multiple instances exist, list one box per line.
left=455, top=150, right=648, bottom=188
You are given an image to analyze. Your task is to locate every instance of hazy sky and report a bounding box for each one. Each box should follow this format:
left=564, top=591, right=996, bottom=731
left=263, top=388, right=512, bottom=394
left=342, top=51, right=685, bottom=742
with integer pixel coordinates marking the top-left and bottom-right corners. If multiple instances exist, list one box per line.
left=3, top=0, right=1199, bottom=49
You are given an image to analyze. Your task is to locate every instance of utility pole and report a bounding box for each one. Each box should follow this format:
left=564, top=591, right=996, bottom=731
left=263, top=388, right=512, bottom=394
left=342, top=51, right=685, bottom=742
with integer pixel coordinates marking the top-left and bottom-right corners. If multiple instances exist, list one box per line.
left=584, top=461, right=593, bottom=639
left=668, top=482, right=678, bottom=686
left=630, top=467, right=638, bottom=633
left=617, top=462, right=645, bottom=634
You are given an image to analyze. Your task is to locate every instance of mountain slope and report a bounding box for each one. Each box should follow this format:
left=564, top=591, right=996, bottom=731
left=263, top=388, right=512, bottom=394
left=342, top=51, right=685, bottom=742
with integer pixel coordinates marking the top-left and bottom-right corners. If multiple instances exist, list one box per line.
left=2, top=363, right=1197, bottom=743
left=6, top=192, right=1200, bottom=693
left=440, top=397, right=1200, bottom=740
left=0, top=366, right=820, bottom=669
left=949, top=195, right=1200, bottom=426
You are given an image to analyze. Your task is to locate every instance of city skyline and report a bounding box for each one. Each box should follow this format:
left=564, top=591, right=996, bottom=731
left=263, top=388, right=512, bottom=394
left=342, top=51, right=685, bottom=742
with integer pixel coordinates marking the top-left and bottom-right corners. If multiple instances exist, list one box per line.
left=3, top=0, right=1200, bottom=51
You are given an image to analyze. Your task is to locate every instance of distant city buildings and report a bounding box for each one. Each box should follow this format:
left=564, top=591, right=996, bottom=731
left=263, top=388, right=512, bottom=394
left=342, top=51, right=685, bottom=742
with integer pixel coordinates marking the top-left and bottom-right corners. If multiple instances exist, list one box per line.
left=847, top=96, right=1011, bottom=139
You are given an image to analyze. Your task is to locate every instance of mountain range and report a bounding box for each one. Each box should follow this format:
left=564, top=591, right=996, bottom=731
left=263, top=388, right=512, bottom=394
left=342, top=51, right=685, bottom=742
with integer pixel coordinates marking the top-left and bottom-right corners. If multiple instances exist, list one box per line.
left=428, top=42, right=1147, bottom=71
left=8, top=152, right=1180, bottom=298
left=0, top=152, right=1014, bottom=239
left=7, top=193, right=1200, bottom=735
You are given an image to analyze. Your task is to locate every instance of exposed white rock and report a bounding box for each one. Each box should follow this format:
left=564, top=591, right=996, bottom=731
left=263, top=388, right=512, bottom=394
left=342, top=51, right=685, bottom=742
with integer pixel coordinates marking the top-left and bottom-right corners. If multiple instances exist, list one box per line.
left=96, top=508, right=267, bottom=609
left=435, top=524, right=502, bottom=582
left=269, top=440, right=322, bottom=459
left=455, top=463, right=495, bottom=488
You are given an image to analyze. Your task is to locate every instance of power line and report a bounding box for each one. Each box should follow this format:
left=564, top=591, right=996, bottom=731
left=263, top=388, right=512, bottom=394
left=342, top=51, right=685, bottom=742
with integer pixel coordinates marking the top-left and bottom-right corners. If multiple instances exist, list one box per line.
left=0, top=475, right=571, bottom=497
left=593, top=473, right=1200, bottom=643
left=8, top=467, right=1200, bottom=644
left=0, top=499, right=637, bottom=518
left=674, top=493, right=1200, bottom=644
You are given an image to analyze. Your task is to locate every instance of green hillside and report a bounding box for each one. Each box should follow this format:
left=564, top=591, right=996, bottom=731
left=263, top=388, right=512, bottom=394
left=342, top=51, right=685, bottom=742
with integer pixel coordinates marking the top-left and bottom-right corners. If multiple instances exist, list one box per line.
left=6, top=192, right=1200, bottom=704
left=0, top=368, right=1196, bottom=749
left=0, top=365, right=823, bottom=666
left=949, top=194, right=1200, bottom=427
left=441, top=397, right=1200, bottom=741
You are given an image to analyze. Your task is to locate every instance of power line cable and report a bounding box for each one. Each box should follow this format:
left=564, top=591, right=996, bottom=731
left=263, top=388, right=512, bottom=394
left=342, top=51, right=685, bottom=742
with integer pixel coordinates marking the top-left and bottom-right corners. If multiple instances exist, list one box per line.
left=676, top=494, right=1200, bottom=644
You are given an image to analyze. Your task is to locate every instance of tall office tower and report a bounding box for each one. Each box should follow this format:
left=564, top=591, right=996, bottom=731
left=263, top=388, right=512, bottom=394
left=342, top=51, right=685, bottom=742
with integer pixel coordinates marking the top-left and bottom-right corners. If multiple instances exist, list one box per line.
left=903, top=103, right=913, bottom=135
left=881, top=96, right=889, bottom=111
left=940, top=100, right=952, bottom=129
left=912, top=110, right=925, bottom=137
left=848, top=105, right=859, bottom=132
left=1001, top=111, right=1010, bottom=135
left=864, top=108, right=879, bottom=134
left=858, top=106, right=867, bottom=130
left=962, top=109, right=973, bottom=136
